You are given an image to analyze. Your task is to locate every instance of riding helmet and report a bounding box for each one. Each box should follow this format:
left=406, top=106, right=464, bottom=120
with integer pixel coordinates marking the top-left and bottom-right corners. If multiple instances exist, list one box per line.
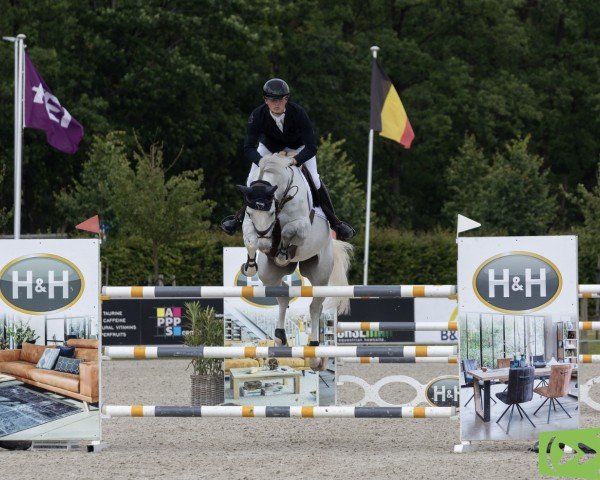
left=263, top=78, right=290, bottom=99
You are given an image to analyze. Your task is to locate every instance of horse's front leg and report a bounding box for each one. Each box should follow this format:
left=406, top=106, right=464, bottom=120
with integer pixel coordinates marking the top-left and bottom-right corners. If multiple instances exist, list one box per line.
left=275, top=219, right=309, bottom=267
left=308, top=298, right=327, bottom=371
left=274, top=297, right=290, bottom=346
left=241, top=215, right=258, bottom=277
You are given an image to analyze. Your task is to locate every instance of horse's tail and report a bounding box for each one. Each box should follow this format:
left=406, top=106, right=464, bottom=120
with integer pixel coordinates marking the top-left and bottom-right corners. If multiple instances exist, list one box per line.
left=328, top=239, right=354, bottom=315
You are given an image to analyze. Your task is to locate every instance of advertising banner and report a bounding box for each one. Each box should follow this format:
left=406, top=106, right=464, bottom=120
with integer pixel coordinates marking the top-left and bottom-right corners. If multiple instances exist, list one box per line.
left=0, top=240, right=100, bottom=442
left=102, top=299, right=223, bottom=345
left=223, top=247, right=334, bottom=407
left=337, top=298, right=458, bottom=344
left=414, top=298, right=458, bottom=344
left=457, top=236, right=579, bottom=442
left=337, top=299, right=414, bottom=344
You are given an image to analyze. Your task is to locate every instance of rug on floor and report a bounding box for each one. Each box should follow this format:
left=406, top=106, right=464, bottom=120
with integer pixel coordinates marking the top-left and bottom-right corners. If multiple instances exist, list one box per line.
left=0, top=385, right=81, bottom=437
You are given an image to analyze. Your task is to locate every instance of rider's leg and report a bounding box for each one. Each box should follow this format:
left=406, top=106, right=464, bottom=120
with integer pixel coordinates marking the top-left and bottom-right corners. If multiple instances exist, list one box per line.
left=303, top=157, right=356, bottom=241
left=221, top=144, right=272, bottom=235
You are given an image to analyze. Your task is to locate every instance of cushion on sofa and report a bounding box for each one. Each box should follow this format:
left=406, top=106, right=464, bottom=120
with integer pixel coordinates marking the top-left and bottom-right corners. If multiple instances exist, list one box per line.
left=54, top=356, right=81, bottom=375
left=28, top=369, right=79, bottom=392
left=65, top=339, right=98, bottom=362
left=37, top=348, right=61, bottom=369
left=0, top=361, right=37, bottom=378
left=58, top=346, right=76, bottom=358
left=20, top=343, right=49, bottom=364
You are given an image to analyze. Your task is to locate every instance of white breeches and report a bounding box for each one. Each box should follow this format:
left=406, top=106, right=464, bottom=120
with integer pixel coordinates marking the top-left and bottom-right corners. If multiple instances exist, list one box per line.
left=247, top=143, right=321, bottom=189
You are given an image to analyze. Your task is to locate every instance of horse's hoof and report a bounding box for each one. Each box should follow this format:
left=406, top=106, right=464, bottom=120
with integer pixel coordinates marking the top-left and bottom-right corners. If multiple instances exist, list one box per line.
left=309, top=358, right=327, bottom=372
left=274, top=254, right=289, bottom=267
left=274, top=328, right=287, bottom=346
left=240, top=264, right=257, bottom=277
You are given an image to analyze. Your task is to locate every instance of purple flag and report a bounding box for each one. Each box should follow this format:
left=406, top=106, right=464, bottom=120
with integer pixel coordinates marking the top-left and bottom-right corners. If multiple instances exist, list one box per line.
left=24, top=52, right=83, bottom=154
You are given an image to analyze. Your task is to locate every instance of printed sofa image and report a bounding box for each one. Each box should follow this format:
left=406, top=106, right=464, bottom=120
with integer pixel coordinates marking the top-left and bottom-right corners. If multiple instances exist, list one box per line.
left=0, top=339, right=99, bottom=404
left=223, top=339, right=312, bottom=375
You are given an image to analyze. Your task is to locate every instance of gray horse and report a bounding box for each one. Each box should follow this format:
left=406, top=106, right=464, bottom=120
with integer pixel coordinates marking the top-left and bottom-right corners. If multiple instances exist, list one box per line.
left=237, top=153, right=353, bottom=371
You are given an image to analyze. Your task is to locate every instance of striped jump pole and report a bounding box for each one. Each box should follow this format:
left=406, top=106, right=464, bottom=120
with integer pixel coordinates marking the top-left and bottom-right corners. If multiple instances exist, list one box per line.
left=101, top=285, right=457, bottom=299
left=340, top=356, right=458, bottom=364
left=102, top=285, right=600, bottom=299
left=580, top=322, right=600, bottom=331
left=337, top=322, right=457, bottom=332
left=338, top=322, right=595, bottom=332
left=579, top=355, right=600, bottom=364
left=579, top=285, right=600, bottom=297
left=102, top=405, right=456, bottom=418
left=103, top=345, right=458, bottom=360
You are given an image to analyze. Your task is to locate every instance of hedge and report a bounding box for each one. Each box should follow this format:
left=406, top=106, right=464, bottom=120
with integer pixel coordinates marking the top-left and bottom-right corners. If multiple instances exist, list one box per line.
left=101, top=229, right=600, bottom=286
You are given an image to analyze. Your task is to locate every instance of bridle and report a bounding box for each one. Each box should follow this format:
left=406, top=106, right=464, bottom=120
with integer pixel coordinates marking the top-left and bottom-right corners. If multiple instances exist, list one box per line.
left=248, top=167, right=298, bottom=239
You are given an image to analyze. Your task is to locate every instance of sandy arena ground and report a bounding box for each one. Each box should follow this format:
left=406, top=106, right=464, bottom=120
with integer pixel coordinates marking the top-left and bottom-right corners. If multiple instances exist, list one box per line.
left=2, top=360, right=599, bottom=480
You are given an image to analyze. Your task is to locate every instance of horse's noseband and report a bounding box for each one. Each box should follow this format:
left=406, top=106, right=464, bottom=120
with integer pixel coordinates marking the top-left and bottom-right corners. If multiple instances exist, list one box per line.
left=253, top=215, right=277, bottom=239
left=246, top=172, right=297, bottom=240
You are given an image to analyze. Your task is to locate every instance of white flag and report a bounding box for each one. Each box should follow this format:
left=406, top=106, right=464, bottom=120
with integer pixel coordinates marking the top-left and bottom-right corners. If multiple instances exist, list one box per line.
left=457, top=214, right=481, bottom=235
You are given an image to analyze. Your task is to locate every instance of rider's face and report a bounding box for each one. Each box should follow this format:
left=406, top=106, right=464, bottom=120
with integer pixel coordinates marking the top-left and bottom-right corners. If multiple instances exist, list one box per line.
left=265, top=96, right=288, bottom=115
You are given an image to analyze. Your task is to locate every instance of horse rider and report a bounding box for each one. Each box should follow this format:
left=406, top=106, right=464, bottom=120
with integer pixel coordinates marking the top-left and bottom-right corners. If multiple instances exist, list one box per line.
left=220, top=78, right=356, bottom=241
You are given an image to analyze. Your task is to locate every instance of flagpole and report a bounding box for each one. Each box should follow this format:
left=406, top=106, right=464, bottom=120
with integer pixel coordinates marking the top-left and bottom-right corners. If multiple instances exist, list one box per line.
left=7, top=34, right=26, bottom=239
left=363, top=45, right=379, bottom=286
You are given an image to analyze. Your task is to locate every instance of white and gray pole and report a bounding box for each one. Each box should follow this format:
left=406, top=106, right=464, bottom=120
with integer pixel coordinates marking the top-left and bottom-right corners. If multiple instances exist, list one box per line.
left=3, top=34, right=26, bottom=239
left=364, top=45, right=379, bottom=285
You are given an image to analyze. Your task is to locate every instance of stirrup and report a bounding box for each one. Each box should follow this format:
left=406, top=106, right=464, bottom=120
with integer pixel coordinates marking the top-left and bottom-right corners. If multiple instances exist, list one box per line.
left=220, top=215, right=241, bottom=235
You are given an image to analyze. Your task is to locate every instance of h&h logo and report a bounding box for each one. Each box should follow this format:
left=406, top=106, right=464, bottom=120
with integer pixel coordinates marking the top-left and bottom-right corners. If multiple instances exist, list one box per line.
left=0, top=254, right=84, bottom=314
left=473, top=251, right=562, bottom=313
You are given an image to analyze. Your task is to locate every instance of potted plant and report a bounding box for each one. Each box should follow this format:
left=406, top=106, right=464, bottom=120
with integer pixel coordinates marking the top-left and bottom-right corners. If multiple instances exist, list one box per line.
left=183, top=302, right=224, bottom=405
left=6, top=320, right=39, bottom=348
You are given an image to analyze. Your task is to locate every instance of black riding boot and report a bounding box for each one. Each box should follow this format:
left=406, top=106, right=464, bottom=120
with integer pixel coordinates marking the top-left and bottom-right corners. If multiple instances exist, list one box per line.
left=317, top=182, right=356, bottom=241
left=220, top=205, right=246, bottom=235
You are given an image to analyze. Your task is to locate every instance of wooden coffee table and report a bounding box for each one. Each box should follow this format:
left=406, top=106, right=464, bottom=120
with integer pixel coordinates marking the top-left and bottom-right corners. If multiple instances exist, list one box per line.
left=229, top=367, right=301, bottom=399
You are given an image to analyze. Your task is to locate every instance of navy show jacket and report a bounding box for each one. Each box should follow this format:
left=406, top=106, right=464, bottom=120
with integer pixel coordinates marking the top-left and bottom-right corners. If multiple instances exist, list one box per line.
left=243, top=101, right=317, bottom=165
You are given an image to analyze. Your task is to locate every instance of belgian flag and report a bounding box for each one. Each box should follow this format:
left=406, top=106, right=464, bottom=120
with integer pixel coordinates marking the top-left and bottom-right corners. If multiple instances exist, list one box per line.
left=370, top=60, right=414, bottom=148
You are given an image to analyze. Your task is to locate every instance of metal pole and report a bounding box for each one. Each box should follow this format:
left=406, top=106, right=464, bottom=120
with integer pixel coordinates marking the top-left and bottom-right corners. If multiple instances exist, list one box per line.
left=13, top=35, right=26, bottom=239
left=363, top=45, right=379, bottom=286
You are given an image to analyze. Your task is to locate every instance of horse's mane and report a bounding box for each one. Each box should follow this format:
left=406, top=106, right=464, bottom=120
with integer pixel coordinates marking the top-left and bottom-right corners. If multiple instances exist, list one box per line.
left=258, top=154, right=289, bottom=175
left=257, top=154, right=293, bottom=187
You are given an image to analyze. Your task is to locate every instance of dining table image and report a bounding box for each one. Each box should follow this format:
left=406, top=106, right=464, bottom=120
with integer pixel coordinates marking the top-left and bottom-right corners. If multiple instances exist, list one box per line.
left=465, top=365, right=576, bottom=423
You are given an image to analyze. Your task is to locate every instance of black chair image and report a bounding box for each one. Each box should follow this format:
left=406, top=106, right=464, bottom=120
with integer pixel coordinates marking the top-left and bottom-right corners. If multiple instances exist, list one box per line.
left=462, top=359, right=496, bottom=407
left=532, top=355, right=549, bottom=389
left=495, top=366, right=536, bottom=434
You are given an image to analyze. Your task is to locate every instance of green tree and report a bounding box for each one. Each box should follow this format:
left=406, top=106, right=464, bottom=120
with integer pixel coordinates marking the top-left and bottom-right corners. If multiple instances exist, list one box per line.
left=0, top=161, right=12, bottom=231
left=444, top=136, right=557, bottom=235
left=0, top=1, right=598, bottom=233
left=110, top=140, right=215, bottom=283
left=564, top=161, right=600, bottom=237
left=315, top=135, right=365, bottom=233
left=443, top=134, right=491, bottom=224
left=55, top=131, right=130, bottom=231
